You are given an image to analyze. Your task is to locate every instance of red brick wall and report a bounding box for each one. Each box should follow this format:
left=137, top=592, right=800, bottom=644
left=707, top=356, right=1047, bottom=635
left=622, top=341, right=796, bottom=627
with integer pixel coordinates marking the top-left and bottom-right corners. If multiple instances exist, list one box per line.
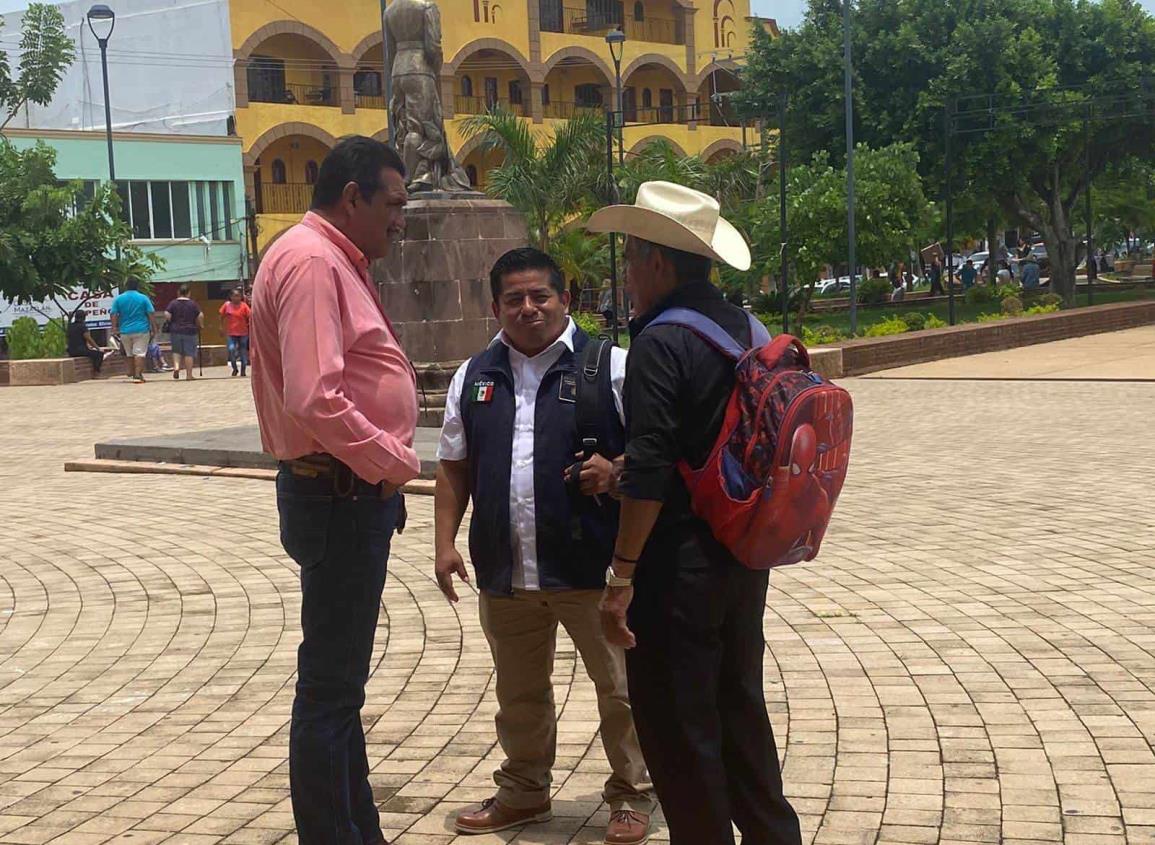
left=835, top=301, right=1155, bottom=376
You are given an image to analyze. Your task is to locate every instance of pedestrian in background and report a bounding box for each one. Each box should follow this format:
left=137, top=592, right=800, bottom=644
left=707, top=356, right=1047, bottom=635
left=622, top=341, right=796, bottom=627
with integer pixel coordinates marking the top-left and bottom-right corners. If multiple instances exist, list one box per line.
left=961, top=259, right=978, bottom=289
left=164, top=284, right=203, bottom=381
left=66, top=311, right=108, bottom=375
left=249, top=136, right=417, bottom=845
left=928, top=256, right=945, bottom=295
left=219, top=288, right=252, bottom=377
left=109, top=280, right=154, bottom=384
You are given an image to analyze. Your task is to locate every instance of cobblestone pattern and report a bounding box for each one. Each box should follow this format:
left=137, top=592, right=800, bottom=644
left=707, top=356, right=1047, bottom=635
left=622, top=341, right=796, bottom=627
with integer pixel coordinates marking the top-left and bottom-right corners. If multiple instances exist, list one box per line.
left=0, top=367, right=1153, bottom=844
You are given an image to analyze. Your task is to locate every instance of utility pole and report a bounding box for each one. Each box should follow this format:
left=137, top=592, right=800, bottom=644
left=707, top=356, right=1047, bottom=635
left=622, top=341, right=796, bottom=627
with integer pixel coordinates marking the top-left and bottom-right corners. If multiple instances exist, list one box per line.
left=843, top=0, right=858, bottom=334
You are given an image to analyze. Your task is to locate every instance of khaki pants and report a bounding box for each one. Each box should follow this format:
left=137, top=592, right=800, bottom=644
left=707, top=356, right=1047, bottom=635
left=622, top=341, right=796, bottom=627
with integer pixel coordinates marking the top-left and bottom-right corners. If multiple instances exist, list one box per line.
left=479, top=589, right=655, bottom=813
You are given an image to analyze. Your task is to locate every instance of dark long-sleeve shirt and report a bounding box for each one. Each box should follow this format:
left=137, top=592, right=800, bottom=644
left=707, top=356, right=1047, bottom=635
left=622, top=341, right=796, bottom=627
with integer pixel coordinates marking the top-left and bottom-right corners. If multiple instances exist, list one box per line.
left=620, top=280, right=753, bottom=560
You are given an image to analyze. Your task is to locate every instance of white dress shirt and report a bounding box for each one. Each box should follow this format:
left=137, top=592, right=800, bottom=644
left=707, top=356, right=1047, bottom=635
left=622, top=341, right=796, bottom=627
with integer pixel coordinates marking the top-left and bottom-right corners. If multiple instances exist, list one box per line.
left=437, top=318, right=627, bottom=590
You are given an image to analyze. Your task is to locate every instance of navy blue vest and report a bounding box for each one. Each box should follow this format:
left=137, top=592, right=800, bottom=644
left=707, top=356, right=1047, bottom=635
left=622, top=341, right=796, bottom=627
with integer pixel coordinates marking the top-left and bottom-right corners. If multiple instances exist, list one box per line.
left=460, top=329, right=624, bottom=594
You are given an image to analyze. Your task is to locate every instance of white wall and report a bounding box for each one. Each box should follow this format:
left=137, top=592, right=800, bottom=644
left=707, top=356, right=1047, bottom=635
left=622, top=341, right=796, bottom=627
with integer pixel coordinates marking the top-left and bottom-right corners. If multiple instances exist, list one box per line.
left=0, top=0, right=235, bottom=135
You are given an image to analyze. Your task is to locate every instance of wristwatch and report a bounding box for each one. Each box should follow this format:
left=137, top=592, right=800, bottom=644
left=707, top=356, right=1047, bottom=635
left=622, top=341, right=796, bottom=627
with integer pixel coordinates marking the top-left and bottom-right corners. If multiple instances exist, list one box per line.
left=605, top=565, right=634, bottom=588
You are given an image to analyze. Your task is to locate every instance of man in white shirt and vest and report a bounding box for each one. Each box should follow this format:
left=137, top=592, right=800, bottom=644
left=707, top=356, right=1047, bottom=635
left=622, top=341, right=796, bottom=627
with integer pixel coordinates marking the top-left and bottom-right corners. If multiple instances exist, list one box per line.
left=434, top=248, right=655, bottom=843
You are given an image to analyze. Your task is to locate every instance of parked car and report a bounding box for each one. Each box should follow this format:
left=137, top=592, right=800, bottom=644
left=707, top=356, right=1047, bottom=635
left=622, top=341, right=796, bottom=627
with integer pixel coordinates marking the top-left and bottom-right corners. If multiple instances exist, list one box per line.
left=815, top=277, right=853, bottom=295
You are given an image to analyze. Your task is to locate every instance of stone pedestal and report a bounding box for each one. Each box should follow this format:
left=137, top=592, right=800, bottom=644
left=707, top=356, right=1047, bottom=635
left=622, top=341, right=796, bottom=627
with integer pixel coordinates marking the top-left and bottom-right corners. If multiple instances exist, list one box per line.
left=373, top=196, right=528, bottom=364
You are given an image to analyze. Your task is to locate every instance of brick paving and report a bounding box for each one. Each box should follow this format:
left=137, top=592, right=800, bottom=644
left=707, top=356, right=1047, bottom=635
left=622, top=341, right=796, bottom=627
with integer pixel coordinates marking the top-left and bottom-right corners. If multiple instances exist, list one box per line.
left=0, top=352, right=1153, bottom=844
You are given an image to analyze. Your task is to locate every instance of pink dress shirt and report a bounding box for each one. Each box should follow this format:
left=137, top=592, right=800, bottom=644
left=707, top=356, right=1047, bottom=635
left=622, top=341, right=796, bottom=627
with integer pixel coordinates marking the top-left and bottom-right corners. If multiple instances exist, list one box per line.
left=250, top=212, right=419, bottom=486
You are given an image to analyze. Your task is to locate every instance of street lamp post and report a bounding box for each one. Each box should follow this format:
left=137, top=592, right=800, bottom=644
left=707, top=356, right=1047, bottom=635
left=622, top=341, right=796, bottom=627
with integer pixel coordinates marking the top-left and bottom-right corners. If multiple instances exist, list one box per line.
left=87, top=5, right=116, bottom=185
left=606, top=29, right=626, bottom=166
left=87, top=4, right=120, bottom=273
left=605, top=28, right=627, bottom=343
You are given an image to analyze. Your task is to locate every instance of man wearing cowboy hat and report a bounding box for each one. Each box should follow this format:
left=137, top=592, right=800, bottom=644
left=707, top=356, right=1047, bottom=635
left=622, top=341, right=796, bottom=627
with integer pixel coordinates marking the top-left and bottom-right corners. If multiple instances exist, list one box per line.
left=587, top=182, right=803, bottom=845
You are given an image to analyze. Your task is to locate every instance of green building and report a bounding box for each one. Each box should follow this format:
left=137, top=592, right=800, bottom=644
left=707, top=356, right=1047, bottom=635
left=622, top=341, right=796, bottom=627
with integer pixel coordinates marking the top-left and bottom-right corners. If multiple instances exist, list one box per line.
left=2, top=128, right=248, bottom=346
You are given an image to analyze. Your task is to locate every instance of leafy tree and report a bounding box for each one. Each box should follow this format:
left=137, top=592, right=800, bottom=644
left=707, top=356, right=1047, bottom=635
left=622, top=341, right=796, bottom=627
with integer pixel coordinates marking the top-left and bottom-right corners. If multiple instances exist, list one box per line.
left=460, top=108, right=608, bottom=251
left=1093, top=159, right=1155, bottom=253
left=738, top=0, right=1155, bottom=304
left=0, top=3, right=75, bottom=132
left=0, top=142, right=162, bottom=319
left=750, top=142, right=932, bottom=321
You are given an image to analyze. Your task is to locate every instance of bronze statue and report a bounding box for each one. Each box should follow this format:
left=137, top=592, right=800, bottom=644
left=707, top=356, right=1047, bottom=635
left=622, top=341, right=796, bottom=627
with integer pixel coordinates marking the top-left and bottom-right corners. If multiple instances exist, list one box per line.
left=385, top=0, right=472, bottom=193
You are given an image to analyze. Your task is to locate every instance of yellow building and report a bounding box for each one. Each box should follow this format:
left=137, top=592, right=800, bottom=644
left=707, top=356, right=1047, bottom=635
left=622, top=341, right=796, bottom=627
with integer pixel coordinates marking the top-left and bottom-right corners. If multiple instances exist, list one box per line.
left=231, top=0, right=759, bottom=252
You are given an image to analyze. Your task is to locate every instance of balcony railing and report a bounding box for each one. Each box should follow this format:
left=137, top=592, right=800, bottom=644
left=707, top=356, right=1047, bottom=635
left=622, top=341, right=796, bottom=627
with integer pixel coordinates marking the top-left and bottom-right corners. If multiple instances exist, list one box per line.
left=619, top=101, right=701, bottom=125
left=540, top=4, right=683, bottom=45
left=454, top=95, right=528, bottom=116
left=543, top=100, right=604, bottom=120
left=259, top=182, right=313, bottom=214
left=355, top=92, right=386, bottom=110
left=251, top=81, right=338, bottom=107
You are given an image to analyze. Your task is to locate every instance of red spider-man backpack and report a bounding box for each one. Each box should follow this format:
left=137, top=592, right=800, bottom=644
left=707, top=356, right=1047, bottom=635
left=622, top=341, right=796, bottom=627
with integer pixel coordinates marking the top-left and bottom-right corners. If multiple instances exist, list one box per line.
left=645, top=308, right=854, bottom=569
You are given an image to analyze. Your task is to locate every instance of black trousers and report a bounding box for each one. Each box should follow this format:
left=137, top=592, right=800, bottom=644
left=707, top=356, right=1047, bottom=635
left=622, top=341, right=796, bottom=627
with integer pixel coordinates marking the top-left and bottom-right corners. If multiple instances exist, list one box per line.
left=626, top=540, right=802, bottom=845
left=71, top=347, right=103, bottom=373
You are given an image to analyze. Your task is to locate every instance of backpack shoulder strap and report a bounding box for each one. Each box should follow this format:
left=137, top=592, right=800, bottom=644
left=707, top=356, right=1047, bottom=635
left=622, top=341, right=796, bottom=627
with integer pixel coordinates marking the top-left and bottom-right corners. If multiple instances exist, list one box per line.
left=575, top=336, right=612, bottom=455
left=647, top=306, right=769, bottom=360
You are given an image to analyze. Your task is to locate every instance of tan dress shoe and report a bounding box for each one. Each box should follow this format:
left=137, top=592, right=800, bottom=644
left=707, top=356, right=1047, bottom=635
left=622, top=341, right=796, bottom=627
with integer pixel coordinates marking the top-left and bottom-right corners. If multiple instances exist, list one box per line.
left=455, top=797, right=552, bottom=834
left=605, top=809, right=651, bottom=845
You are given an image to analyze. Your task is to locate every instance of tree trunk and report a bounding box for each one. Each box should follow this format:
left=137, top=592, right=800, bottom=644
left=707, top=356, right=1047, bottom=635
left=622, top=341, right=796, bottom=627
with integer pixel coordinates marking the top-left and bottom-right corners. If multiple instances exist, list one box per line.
left=1041, top=223, right=1079, bottom=306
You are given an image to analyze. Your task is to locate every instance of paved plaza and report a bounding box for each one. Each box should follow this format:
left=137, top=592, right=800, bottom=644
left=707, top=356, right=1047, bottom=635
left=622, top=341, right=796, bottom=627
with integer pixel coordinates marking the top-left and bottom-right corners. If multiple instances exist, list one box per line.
left=0, top=333, right=1154, bottom=845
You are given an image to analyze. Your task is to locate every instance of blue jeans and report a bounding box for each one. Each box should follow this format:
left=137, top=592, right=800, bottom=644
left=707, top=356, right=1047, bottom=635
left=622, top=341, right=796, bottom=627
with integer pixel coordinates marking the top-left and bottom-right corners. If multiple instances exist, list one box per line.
left=277, top=468, right=402, bottom=845
left=227, top=335, right=249, bottom=371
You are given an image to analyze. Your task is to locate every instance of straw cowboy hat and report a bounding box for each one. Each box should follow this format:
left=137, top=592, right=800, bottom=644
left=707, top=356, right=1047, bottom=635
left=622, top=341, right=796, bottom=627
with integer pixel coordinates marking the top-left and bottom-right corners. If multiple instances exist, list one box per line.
left=586, top=180, right=752, bottom=272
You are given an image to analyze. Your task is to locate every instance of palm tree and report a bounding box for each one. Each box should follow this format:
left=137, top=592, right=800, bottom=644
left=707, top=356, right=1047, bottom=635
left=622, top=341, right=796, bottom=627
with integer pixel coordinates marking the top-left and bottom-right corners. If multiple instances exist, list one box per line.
left=460, top=108, right=608, bottom=252
left=552, top=227, right=610, bottom=303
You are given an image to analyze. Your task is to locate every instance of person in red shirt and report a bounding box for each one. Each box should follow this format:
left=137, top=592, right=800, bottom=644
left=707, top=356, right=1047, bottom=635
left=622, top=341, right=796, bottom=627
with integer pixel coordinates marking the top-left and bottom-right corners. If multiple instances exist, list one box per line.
left=218, top=288, right=252, bottom=377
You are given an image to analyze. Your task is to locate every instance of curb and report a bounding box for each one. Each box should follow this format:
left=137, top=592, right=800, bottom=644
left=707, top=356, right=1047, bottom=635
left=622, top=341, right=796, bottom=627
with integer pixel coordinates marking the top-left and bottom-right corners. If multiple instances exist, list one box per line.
left=63, top=460, right=436, bottom=496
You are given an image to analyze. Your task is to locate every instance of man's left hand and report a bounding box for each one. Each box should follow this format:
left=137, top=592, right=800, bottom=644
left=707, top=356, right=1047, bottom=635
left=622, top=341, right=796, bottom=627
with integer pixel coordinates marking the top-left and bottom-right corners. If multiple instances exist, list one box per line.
left=599, top=585, right=636, bottom=649
left=573, top=452, right=614, bottom=496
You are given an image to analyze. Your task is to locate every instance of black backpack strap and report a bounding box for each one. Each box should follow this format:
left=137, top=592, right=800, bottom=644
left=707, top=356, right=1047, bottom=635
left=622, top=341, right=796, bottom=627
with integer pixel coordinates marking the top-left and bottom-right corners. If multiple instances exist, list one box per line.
left=575, top=337, right=612, bottom=458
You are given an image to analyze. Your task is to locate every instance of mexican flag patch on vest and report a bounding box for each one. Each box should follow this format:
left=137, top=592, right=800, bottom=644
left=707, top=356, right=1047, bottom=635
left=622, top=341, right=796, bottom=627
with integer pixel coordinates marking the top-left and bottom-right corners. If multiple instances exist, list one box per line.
left=472, top=381, right=495, bottom=403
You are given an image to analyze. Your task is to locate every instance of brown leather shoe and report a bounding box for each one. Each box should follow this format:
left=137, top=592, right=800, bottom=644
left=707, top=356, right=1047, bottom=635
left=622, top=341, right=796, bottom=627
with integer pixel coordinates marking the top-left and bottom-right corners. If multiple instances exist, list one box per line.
left=605, top=809, right=650, bottom=845
left=455, top=797, right=552, bottom=834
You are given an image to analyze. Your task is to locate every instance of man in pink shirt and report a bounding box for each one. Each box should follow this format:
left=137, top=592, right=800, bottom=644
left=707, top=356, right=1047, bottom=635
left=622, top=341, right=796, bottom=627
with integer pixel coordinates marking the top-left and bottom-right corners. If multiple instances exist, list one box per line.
left=250, top=136, right=418, bottom=845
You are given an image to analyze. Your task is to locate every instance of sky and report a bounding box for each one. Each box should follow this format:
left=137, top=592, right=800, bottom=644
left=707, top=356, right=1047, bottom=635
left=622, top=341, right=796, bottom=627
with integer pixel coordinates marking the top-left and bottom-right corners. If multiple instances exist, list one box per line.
left=752, top=0, right=1155, bottom=30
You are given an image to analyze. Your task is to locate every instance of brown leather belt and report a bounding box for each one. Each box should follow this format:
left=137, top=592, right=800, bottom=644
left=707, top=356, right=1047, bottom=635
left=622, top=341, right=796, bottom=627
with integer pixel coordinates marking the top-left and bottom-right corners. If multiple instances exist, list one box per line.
left=279, top=454, right=407, bottom=532
left=281, top=454, right=390, bottom=499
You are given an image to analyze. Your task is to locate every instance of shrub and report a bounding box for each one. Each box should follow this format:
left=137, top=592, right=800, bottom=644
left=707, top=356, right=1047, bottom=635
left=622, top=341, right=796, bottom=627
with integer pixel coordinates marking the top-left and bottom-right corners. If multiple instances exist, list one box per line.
left=899, top=311, right=927, bottom=331
left=571, top=311, right=603, bottom=337
left=41, top=319, right=67, bottom=358
left=863, top=316, right=910, bottom=337
left=801, top=324, right=849, bottom=345
left=856, top=276, right=892, bottom=305
left=1025, top=303, right=1060, bottom=316
left=965, top=285, right=997, bottom=305
left=924, top=314, right=948, bottom=329
left=1037, top=292, right=1062, bottom=308
left=994, top=283, right=1020, bottom=301
left=976, top=312, right=1007, bottom=322
left=1001, top=295, right=1024, bottom=316
left=6, top=317, right=44, bottom=360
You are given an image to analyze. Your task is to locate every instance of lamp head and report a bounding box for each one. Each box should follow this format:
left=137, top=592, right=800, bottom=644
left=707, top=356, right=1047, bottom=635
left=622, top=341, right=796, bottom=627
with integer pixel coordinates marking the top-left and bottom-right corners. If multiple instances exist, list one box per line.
left=605, top=29, right=626, bottom=64
left=87, top=4, right=115, bottom=42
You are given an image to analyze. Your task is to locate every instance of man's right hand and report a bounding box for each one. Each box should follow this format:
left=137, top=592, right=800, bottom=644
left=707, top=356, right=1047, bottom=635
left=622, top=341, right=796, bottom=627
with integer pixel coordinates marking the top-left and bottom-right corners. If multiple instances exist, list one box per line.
left=435, top=546, right=470, bottom=603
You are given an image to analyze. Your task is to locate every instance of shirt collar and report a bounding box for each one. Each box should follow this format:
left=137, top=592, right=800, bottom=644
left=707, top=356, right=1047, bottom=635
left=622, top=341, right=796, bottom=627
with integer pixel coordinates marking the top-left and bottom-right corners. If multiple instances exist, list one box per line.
left=497, top=317, right=577, bottom=359
left=630, top=280, right=722, bottom=338
left=301, top=211, right=371, bottom=278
